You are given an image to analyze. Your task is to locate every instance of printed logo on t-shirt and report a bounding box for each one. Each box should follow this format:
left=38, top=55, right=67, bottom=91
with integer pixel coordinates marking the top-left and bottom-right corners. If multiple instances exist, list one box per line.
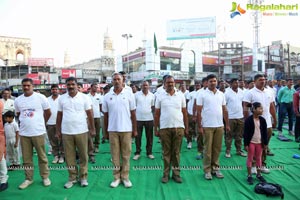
left=23, top=109, right=35, bottom=118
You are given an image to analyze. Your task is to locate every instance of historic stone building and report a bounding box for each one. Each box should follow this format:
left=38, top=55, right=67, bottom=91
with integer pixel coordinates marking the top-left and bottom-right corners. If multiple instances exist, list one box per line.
left=0, top=36, right=31, bottom=66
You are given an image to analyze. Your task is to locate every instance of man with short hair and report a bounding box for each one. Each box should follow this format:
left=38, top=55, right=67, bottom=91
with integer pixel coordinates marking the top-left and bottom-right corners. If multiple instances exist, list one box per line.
left=103, top=73, right=137, bottom=188
left=243, top=74, right=277, bottom=174
left=133, top=81, right=155, bottom=160
left=225, top=78, right=246, bottom=158
left=277, top=79, right=296, bottom=136
left=1, top=88, right=15, bottom=124
left=56, top=77, right=95, bottom=189
left=197, top=74, right=230, bottom=180
left=47, top=84, right=64, bottom=164
left=154, top=75, right=188, bottom=184
left=14, top=78, right=52, bottom=189
left=87, top=82, right=102, bottom=153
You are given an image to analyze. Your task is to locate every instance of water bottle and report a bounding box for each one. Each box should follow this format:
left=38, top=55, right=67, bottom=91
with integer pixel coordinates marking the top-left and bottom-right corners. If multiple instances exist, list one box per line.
left=293, top=154, right=300, bottom=159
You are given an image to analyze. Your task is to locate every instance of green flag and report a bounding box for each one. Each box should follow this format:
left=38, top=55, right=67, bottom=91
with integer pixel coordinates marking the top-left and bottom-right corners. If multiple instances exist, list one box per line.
left=154, top=33, right=158, bottom=54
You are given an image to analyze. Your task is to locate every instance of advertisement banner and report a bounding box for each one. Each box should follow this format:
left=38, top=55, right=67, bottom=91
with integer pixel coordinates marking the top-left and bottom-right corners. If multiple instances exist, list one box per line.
left=26, top=73, right=41, bottom=84
left=167, top=17, right=216, bottom=40
left=61, top=69, right=76, bottom=78
left=28, top=58, right=54, bottom=67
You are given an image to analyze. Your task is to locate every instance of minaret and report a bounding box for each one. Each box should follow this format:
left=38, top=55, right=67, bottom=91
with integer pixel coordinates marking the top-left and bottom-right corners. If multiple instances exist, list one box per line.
left=64, top=49, right=70, bottom=68
left=103, top=28, right=113, bottom=57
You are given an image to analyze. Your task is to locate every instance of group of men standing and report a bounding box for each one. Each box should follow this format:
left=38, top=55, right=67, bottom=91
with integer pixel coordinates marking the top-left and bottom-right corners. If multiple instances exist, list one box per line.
left=2, top=71, right=299, bottom=191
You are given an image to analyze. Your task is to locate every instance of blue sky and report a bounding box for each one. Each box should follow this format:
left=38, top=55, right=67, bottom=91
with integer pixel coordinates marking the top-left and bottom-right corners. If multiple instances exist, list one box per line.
left=0, top=0, right=299, bottom=66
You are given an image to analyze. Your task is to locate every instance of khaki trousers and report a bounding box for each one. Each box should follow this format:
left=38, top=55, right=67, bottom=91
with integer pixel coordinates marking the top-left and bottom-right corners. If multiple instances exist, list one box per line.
left=63, top=132, right=88, bottom=181
left=203, top=127, right=224, bottom=173
left=47, top=125, right=64, bottom=157
left=20, top=134, right=49, bottom=181
left=160, top=128, right=184, bottom=177
left=109, top=132, right=132, bottom=180
left=225, top=119, right=244, bottom=152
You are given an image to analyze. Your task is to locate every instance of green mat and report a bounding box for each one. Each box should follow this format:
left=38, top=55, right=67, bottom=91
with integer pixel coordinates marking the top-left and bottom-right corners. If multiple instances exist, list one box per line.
left=1, top=129, right=300, bottom=200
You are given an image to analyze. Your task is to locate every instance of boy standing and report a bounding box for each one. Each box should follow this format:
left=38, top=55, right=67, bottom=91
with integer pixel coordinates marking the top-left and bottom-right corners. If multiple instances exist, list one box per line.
left=4, top=111, right=20, bottom=168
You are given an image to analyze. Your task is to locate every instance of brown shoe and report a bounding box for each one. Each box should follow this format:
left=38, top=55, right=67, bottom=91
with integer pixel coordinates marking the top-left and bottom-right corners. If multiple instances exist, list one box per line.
left=172, top=175, right=182, bottom=183
left=161, top=176, right=169, bottom=183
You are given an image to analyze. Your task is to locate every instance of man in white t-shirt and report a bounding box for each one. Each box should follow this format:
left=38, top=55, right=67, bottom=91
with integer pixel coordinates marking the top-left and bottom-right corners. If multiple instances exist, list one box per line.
left=243, top=74, right=277, bottom=174
left=46, top=84, right=64, bottom=164
left=154, top=75, right=188, bottom=184
left=186, top=81, right=201, bottom=149
left=14, top=78, right=52, bottom=189
left=133, top=81, right=155, bottom=160
left=103, top=73, right=137, bottom=188
left=224, top=78, right=246, bottom=158
left=56, top=77, right=95, bottom=189
left=87, top=82, right=102, bottom=154
left=197, top=74, right=230, bottom=180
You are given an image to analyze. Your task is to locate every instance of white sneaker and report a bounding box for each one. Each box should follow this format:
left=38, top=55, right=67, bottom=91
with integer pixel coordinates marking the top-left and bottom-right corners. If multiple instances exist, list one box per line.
left=19, top=180, right=34, bottom=189
left=278, top=131, right=283, bottom=136
left=225, top=153, right=231, bottom=158
left=43, top=178, right=51, bottom=187
left=48, top=151, right=52, bottom=155
left=289, top=131, right=295, bottom=136
left=133, top=154, right=140, bottom=160
left=58, top=157, right=64, bottom=164
left=261, top=166, right=270, bottom=174
left=187, top=142, right=192, bottom=149
left=64, top=180, right=77, bottom=189
left=80, top=179, right=88, bottom=187
left=122, top=179, right=132, bottom=188
left=147, top=154, right=155, bottom=159
left=52, top=156, right=59, bottom=164
left=110, top=179, right=121, bottom=188
left=251, top=167, right=257, bottom=174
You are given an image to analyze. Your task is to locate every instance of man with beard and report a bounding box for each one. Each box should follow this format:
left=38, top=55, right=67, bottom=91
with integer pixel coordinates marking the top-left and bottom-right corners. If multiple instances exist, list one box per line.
left=56, top=77, right=95, bottom=189
left=197, top=74, right=230, bottom=180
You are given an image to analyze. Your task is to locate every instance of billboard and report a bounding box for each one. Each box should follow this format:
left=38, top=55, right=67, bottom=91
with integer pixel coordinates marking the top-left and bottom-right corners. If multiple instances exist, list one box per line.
left=26, top=73, right=41, bottom=84
left=28, top=58, right=54, bottom=67
left=61, top=69, right=76, bottom=79
left=166, top=17, right=216, bottom=40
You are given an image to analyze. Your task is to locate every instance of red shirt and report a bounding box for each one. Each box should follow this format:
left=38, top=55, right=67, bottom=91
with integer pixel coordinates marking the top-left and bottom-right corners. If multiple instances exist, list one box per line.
left=293, top=90, right=300, bottom=115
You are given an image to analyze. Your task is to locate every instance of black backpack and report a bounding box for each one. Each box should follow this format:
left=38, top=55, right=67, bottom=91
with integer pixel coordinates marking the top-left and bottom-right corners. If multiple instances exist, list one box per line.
left=254, top=182, right=284, bottom=199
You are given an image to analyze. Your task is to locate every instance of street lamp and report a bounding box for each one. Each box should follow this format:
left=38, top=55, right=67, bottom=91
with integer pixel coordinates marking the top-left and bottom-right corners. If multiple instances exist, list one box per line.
left=122, top=34, right=133, bottom=77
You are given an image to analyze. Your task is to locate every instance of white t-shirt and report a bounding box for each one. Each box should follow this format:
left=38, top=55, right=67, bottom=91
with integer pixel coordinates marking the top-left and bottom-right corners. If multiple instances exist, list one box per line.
left=14, top=92, right=50, bottom=136
left=47, top=95, right=60, bottom=125
left=197, top=89, right=226, bottom=128
left=1, top=98, right=15, bottom=114
left=87, top=93, right=102, bottom=118
left=155, top=91, right=186, bottom=129
left=243, top=87, right=273, bottom=128
left=225, top=88, right=244, bottom=119
left=178, top=90, right=189, bottom=99
left=102, top=89, right=136, bottom=132
left=187, top=91, right=197, bottom=115
left=135, top=91, right=155, bottom=121
left=4, top=121, right=19, bottom=140
left=58, top=92, right=92, bottom=135
left=110, top=85, right=133, bottom=93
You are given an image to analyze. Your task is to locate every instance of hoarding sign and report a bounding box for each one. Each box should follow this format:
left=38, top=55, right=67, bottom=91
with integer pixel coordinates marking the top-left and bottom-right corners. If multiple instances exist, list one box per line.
left=61, top=69, right=76, bottom=78
left=167, top=17, right=216, bottom=40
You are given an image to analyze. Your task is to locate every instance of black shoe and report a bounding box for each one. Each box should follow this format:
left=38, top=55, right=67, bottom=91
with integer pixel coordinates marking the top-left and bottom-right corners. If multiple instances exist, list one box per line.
left=0, top=182, right=8, bottom=192
left=161, top=176, right=169, bottom=183
left=256, top=175, right=266, bottom=182
left=101, top=140, right=105, bottom=144
left=89, top=156, right=96, bottom=164
left=267, top=151, right=274, bottom=156
left=172, top=175, right=182, bottom=183
left=247, top=176, right=253, bottom=185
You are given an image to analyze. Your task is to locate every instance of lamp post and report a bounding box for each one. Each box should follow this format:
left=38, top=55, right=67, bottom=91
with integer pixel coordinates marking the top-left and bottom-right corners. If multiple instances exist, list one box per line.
left=122, top=34, right=132, bottom=77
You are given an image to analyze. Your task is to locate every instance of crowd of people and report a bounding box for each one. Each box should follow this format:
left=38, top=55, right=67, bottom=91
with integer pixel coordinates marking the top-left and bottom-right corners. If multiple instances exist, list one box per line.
left=0, top=71, right=299, bottom=192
